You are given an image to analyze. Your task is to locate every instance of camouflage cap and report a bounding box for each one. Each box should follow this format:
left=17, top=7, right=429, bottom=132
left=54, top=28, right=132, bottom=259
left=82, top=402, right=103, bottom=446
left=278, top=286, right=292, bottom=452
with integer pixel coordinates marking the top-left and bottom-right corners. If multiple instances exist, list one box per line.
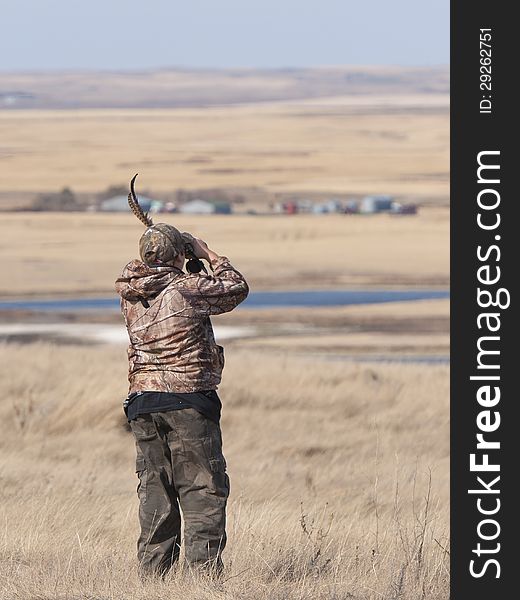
left=139, top=223, right=185, bottom=266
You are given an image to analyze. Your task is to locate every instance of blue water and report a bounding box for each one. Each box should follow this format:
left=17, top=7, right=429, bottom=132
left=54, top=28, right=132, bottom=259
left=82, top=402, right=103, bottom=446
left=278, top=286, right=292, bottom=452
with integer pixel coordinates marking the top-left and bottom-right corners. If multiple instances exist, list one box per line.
left=0, top=289, right=449, bottom=312
left=320, top=354, right=450, bottom=365
left=242, top=289, right=449, bottom=308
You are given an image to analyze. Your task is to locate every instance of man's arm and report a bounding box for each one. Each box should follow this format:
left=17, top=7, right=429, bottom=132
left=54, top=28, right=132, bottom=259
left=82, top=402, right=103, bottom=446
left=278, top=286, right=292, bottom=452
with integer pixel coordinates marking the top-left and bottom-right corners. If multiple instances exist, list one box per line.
left=179, top=235, right=249, bottom=315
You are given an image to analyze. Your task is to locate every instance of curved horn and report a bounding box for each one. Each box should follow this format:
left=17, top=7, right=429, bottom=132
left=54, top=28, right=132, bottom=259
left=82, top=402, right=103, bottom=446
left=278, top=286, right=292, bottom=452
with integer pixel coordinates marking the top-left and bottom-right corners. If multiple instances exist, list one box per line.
left=128, top=173, right=153, bottom=227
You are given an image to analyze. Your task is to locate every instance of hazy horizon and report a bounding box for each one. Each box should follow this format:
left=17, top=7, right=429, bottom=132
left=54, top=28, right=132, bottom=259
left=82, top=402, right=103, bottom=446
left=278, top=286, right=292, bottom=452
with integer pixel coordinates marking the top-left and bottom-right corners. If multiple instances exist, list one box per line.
left=0, top=63, right=449, bottom=75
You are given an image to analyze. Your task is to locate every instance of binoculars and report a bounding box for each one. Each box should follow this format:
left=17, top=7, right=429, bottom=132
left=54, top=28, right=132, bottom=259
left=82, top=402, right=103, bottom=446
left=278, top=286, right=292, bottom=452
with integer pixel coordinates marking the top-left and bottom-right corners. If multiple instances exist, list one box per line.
left=183, top=241, right=207, bottom=274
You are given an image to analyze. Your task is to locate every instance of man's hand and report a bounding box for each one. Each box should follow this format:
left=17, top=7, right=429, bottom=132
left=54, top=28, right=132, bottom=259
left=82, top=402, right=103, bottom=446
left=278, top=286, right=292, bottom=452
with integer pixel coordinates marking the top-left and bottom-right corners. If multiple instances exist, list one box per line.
left=182, top=233, right=219, bottom=264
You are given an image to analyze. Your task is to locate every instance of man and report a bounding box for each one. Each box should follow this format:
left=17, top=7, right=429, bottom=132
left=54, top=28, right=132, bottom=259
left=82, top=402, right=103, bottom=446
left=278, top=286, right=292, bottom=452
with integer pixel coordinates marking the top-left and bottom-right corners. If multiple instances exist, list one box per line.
left=115, top=221, right=249, bottom=577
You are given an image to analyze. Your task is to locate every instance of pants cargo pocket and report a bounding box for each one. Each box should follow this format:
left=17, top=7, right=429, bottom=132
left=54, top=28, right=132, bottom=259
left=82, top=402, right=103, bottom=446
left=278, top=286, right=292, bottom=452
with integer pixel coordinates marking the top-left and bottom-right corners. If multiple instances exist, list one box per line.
left=209, top=455, right=229, bottom=497
left=136, top=455, right=147, bottom=503
left=209, top=455, right=226, bottom=474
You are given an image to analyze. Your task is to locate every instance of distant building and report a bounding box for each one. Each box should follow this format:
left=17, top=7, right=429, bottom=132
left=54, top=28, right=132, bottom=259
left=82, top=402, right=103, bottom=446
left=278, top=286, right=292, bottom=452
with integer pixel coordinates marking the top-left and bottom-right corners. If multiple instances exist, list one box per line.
left=179, top=199, right=232, bottom=215
left=295, top=199, right=313, bottom=213
left=360, top=195, right=394, bottom=214
left=179, top=199, right=214, bottom=214
left=312, top=199, right=343, bottom=214
left=1, top=91, right=35, bottom=107
left=312, top=203, right=328, bottom=214
left=213, top=202, right=232, bottom=214
left=100, top=195, right=154, bottom=213
left=149, top=200, right=165, bottom=214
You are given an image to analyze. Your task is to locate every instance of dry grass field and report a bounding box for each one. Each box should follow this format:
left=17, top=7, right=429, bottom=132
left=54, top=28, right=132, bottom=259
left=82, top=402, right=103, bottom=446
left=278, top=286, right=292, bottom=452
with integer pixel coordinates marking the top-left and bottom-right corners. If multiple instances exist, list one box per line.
left=0, top=209, right=449, bottom=298
left=0, top=342, right=449, bottom=599
left=0, top=94, right=448, bottom=203
left=217, top=299, right=450, bottom=360
left=1, top=71, right=449, bottom=598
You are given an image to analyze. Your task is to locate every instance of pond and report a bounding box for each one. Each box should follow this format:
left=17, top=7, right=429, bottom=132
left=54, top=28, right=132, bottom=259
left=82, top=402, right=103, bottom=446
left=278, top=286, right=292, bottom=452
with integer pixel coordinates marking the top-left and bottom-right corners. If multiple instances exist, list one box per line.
left=0, top=289, right=449, bottom=312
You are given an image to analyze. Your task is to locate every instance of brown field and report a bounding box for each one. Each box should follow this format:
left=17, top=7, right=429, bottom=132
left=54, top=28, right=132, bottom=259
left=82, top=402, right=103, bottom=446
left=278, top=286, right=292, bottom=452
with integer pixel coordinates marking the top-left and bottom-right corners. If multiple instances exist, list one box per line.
left=0, top=209, right=449, bottom=298
left=219, top=299, right=450, bottom=354
left=0, top=94, right=448, bottom=203
left=1, top=72, right=450, bottom=598
left=0, top=343, right=449, bottom=599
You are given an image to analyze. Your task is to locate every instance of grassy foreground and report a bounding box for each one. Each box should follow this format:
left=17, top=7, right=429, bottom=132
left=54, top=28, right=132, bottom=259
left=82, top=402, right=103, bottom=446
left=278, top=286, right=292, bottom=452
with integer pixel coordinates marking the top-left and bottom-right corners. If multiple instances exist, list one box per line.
left=0, top=342, right=449, bottom=599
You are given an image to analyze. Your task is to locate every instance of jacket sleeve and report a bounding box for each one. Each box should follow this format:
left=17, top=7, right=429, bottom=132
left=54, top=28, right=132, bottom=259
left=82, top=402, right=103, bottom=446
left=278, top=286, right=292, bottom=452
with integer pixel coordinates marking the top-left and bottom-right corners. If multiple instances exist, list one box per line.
left=179, top=256, right=249, bottom=316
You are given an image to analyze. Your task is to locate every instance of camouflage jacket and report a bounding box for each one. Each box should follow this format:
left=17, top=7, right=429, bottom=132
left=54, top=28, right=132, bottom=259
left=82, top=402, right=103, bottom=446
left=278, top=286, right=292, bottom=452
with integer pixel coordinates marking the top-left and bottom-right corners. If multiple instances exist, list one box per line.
left=115, top=256, right=249, bottom=394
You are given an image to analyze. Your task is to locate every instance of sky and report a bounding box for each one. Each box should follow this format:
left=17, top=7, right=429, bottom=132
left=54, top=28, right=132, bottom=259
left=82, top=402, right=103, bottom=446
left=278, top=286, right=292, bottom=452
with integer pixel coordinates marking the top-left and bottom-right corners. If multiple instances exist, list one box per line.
left=1, top=0, right=449, bottom=71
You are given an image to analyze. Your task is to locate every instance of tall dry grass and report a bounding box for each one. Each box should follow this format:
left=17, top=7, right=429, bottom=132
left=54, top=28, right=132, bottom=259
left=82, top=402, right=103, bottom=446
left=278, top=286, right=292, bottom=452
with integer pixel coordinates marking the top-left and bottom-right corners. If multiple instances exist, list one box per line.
left=0, top=342, right=449, bottom=599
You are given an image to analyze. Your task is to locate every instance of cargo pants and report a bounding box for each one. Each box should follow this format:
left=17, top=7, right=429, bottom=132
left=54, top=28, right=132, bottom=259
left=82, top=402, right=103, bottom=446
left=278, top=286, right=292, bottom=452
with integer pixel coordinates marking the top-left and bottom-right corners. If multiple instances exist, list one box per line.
left=129, top=408, right=229, bottom=576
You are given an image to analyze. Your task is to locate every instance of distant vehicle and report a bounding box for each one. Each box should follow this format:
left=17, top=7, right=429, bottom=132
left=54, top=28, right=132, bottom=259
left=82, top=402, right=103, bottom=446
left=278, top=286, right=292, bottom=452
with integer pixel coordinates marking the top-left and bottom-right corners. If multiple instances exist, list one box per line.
left=391, top=202, right=418, bottom=215
left=344, top=200, right=359, bottom=214
left=283, top=201, right=298, bottom=215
